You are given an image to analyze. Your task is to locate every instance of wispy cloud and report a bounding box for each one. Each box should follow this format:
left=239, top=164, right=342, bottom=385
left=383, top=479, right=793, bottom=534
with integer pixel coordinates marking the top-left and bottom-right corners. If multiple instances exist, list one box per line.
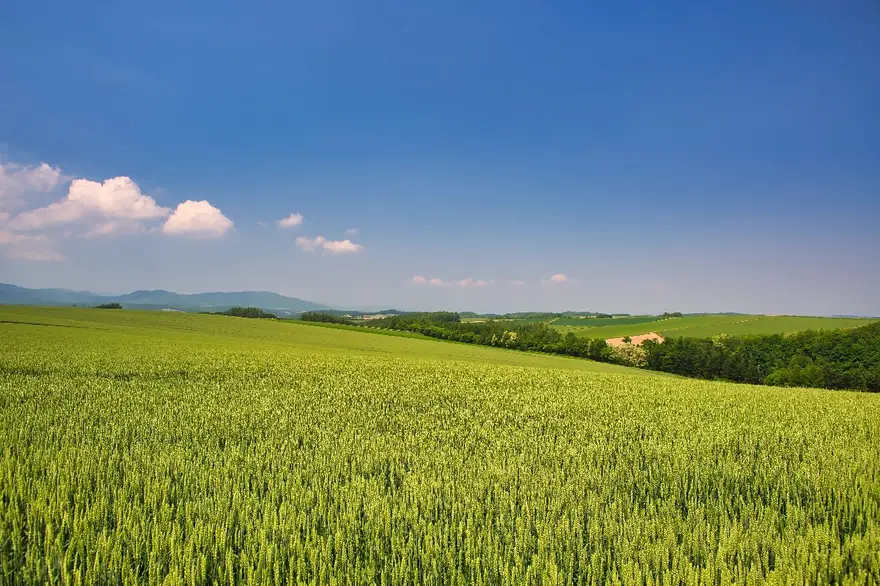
left=457, top=278, right=492, bottom=288
left=0, top=229, right=63, bottom=261
left=0, top=162, right=63, bottom=213
left=344, top=228, right=359, bottom=237
left=411, top=276, right=493, bottom=287
left=277, top=212, right=303, bottom=228
left=509, top=279, right=526, bottom=286
left=296, top=235, right=364, bottom=254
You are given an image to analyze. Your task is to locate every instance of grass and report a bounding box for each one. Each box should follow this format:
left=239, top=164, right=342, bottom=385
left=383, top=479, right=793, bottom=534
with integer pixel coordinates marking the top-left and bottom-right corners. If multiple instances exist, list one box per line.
left=2, top=306, right=880, bottom=584
left=556, top=314, right=878, bottom=340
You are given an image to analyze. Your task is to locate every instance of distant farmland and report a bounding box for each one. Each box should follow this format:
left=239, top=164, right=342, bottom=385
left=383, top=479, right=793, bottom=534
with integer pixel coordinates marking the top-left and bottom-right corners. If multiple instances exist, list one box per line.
left=553, top=314, right=878, bottom=339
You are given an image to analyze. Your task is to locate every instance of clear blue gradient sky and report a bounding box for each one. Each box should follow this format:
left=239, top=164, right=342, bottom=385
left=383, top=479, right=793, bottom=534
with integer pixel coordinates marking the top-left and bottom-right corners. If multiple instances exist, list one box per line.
left=1, top=0, right=878, bottom=314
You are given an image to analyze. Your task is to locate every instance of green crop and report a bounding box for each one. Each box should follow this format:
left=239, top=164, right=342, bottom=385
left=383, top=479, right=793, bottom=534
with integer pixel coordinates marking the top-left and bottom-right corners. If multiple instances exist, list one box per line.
left=1, top=307, right=879, bottom=584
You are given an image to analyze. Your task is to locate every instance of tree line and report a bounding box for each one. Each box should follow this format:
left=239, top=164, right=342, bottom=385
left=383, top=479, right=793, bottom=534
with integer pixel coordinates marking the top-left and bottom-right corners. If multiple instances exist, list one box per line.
left=300, top=311, right=880, bottom=391
left=302, top=311, right=631, bottom=365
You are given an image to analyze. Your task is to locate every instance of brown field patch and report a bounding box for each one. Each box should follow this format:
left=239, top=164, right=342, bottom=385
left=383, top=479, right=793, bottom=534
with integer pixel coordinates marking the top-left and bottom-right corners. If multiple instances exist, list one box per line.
left=606, top=332, right=665, bottom=347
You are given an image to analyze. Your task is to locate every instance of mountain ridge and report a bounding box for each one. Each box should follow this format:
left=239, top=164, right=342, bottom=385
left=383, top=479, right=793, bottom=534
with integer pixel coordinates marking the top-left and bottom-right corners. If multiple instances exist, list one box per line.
left=0, top=283, right=329, bottom=315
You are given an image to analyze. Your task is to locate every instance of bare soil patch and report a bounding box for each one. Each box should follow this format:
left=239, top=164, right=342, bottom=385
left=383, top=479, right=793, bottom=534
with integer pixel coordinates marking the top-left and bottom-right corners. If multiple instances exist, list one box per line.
left=606, top=332, right=665, bottom=347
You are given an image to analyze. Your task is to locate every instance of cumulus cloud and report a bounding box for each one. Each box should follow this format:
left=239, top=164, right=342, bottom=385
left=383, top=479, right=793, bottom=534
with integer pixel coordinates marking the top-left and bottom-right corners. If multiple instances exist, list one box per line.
left=296, top=235, right=364, bottom=254
left=428, top=278, right=449, bottom=286
left=411, top=275, right=427, bottom=285
left=162, top=200, right=233, bottom=238
left=541, top=273, right=569, bottom=284
left=0, top=159, right=240, bottom=259
left=277, top=212, right=303, bottom=228
left=0, top=162, right=63, bottom=211
left=9, top=176, right=169, bottom=233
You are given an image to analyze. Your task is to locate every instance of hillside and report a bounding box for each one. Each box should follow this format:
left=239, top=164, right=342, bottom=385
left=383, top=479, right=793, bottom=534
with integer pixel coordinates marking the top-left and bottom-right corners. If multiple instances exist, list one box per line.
left=0, top=306, right=641, bottom=374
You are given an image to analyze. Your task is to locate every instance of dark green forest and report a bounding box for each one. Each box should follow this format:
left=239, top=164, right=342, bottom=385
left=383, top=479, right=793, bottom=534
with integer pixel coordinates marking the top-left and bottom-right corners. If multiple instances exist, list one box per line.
left=642, top=325, right=880, bottom=391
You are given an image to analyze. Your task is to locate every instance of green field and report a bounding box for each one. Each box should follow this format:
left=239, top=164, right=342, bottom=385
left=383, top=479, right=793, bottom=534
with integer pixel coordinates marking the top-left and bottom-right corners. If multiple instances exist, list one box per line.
left=2, top=307, right=880, bottom=584
left=550, top=315, right=663, bottom=328
left=555, top=314, right=878, bottom=340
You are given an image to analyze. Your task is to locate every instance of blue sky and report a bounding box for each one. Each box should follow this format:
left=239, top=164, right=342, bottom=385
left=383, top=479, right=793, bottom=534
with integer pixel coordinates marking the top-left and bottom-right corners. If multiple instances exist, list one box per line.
left=1, top=0, right=878, bottom=314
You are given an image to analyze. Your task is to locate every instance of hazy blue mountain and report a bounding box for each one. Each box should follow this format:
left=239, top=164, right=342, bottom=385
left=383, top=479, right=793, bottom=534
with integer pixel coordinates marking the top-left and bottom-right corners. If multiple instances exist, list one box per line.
left=0, top=283, right=103, bottom=305
left=0, top=283, right=329, bottom=314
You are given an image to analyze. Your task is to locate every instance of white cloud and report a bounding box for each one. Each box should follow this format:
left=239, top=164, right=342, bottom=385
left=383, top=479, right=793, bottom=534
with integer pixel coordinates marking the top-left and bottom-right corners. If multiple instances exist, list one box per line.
left=0, top=162, right=63, bottom=211
left=296, top=235, right=364, bottom=254
left=545, top=273, right=568, bottom=283
left=411, top=275, right=427, bottom=285
left=277, top=212, right=303, bottom=228
left=323, top=239, right=363, bottom=254
left=428, top=278, right=449, bottom=286
left=9, top=176, right=169, bottom=233
left=344, top=228, right=359, bottom=237
left=509, top=279, right=526, bottom=286
left=162, top=200, right=233, bottom=238
left=457, top=278, right=492, bottom=288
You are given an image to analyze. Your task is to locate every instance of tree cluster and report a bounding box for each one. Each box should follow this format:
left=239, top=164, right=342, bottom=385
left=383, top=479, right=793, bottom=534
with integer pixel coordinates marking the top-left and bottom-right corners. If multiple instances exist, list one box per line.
left=643, top=323, right=880, bottom=391
left=300, top=312, right=356, bottom=324
left=94, top=302, right=122, bottom=309
left=217, top=306, right=277, bottom=319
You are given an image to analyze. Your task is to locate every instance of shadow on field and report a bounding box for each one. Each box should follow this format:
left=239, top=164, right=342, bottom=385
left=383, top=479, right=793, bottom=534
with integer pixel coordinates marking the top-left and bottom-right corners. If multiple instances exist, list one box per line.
left=0, top=366, right=194, bottom=382
left=0, top=320, right=86, bottom=329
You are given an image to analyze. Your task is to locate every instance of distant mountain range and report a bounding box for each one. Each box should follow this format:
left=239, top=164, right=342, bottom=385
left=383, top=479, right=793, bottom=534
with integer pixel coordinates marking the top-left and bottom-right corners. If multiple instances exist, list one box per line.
left=0, top=283, right=330, bottom=316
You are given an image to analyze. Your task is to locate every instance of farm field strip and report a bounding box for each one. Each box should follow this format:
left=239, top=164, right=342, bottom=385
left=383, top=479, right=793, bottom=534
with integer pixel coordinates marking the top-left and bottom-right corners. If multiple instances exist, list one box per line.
left=557, top=314, right=878, bottom=340
left=550, top=315, right=664, bottom=328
